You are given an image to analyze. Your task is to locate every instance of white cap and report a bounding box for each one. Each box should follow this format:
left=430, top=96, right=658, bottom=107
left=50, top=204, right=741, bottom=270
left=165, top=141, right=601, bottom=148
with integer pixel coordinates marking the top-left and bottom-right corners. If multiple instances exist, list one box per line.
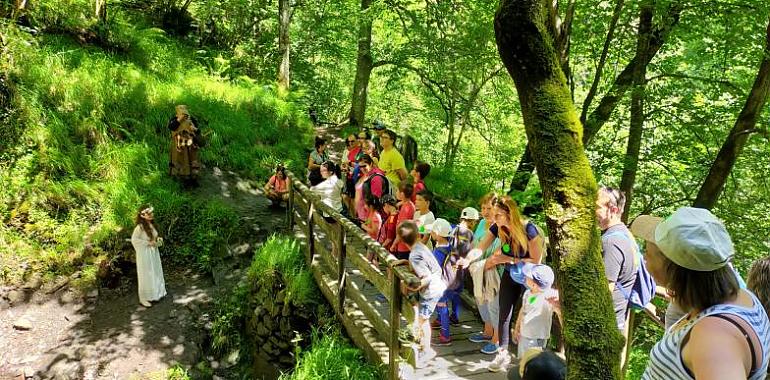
left=460, top=207, right=480, bottom=220
left=630, top=207, right=733, bottom=271
left=425, top=218, right=452, bottom=238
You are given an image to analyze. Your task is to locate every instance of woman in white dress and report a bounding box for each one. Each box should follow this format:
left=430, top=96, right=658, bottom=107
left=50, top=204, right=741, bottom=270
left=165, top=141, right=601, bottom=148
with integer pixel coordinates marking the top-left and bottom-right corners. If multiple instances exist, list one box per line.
left=131, top=205, right=167, bottom=307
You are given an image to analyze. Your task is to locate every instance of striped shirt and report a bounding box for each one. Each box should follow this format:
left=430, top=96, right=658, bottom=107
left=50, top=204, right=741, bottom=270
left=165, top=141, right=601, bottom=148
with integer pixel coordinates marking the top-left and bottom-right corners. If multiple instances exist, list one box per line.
left=643, top=290, right=770, bottom=380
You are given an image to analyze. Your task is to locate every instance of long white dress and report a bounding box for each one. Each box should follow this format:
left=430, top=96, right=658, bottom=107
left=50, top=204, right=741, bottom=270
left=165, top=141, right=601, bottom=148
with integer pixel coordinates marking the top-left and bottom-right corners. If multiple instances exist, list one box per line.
left=131, top=224, right=167, bottom=303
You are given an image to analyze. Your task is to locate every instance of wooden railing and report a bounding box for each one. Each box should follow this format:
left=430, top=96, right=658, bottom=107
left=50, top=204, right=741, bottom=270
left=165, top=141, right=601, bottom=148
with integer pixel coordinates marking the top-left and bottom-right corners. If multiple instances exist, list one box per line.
left=285, top=170, right=420, bottom=379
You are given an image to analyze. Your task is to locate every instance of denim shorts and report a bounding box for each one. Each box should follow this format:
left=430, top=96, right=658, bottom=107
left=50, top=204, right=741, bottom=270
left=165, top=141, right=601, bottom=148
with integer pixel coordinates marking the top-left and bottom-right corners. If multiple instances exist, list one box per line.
left=418, top=295, right=441, bottom=319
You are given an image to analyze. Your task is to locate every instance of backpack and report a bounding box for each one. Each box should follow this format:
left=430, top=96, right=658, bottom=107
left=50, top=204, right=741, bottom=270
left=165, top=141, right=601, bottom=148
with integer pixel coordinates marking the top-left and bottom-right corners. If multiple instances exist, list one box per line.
left=435, top=245, right=462, bottom=291
left=448, top=224, right=473, bottom=259
left=605, top=230, right=656, bottom=310
left=362, top=172, right=396, bottom=208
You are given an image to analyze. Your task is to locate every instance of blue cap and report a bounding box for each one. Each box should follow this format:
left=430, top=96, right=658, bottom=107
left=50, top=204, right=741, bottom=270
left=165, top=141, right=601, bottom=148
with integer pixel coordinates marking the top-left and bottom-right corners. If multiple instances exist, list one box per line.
left=522, top=264, right=555, bottom=289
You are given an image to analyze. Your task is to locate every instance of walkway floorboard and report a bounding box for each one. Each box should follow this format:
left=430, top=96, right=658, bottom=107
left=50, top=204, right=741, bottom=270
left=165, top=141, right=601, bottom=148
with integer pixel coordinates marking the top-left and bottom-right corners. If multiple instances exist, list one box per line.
left=293, top=217, right=516, bottom=379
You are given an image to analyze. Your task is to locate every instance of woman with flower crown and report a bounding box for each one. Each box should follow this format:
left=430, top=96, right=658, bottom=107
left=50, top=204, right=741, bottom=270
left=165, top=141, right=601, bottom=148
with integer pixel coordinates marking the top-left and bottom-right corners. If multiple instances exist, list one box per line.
left=131, top=205, right=167, bottom=307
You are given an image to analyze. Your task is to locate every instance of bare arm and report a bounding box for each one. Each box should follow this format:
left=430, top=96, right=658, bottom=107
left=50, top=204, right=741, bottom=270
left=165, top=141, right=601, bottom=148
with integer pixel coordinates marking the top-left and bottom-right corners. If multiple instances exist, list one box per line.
left=683, top=317, right=753, bottom=380
left=396, top=167, right=408, bottom=181
left=523, top=235, right=544, bottom=264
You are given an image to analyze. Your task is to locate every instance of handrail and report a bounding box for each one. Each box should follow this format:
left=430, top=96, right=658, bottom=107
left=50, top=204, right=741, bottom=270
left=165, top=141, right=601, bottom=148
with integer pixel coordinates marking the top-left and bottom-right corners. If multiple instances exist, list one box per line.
left=285, top=169, right=420, bottom=380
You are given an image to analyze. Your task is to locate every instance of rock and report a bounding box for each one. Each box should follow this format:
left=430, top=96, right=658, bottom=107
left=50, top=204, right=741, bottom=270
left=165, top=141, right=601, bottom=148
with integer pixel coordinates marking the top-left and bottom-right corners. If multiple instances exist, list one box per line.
left=256, top=324, right=269, bottom=337
left=279, top=354, right=294, bottom=365
left=23, top=366, right=35, bottom=379
left=276, top=289, right=286, bottom=303
left=0, top=298, right=9, bottom=311
left=168, top=309, right=178, bottom=319
left=86, top=289, right=99, bottom=299
left=224, top=350, right=239, bottom=368
left=60, top=291, right=75, bottom=304
left=48, top=357, right=83, bottom=380
left=253, top=306, right=264, bottom=317
left=13, top=317, right=33, bottom=331
left=23, top=273, right=42, bottom=290
left=7, top=290, right=22, bottom=304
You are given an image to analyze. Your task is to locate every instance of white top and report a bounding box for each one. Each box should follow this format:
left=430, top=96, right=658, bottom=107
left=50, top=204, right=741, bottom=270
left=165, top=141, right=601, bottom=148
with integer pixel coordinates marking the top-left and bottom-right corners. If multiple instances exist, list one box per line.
left=311, top=174, right=344, bottom=214
left=409, top=242, right=446, bottom=300
left=520, top=288, right=556, bottom=340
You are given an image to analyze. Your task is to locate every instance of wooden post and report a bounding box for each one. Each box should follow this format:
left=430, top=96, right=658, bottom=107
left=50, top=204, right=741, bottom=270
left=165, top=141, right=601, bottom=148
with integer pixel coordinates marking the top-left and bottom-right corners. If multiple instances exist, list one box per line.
left=621, top=311, right=638, bottom=379
left=307, top=203, right=315, bottom=266
left=388, top=269, right=402, bottom=380
left=337, top=224, right=347, bottom=311
left=287, top=179, right=295, bottom=228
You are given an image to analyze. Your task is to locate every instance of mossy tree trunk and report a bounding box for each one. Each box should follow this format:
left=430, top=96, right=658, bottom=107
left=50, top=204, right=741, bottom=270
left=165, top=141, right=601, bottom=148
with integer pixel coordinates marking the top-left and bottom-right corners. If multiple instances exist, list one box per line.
left=95, top=0, right=107, bottom=22
left=693, top=17, right=770, bottom=210
left=277, top=0, right=291, bottom=90
left=619, top=1, right=653, bottom=222
left=507, top=2, right=682, bottom=195
left=348, top=0, right=374, bottom=127
left=495, top=1, right=623, bottom=379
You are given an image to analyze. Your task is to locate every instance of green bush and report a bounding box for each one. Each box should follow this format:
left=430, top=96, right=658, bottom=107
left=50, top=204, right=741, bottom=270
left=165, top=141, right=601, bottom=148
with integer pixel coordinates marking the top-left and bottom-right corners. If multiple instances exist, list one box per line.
left=280, top=327, right=383, bottom=380
left=0, top=15, right=312, bottom=285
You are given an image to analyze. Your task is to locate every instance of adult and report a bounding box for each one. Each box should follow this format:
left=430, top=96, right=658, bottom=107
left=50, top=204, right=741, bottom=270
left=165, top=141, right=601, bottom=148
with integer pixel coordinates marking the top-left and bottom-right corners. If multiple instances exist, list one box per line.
left=358, top=130, right=378, bottom=160
left=264, top=165, right=289, bottom=207
left=378, top=129, right=408, bottom=188
left=307, top=136, right=329, bottom=186
left=371, top=119, right=386, bottom=153
left=595, top=186, right=637, bottom=331
left=130, top=205, right=166, bottom=308
left=468, top=192, right=503, bottom=354
left=748, top=256, right=770, bottom=317
left=310, top=161, right=344, bottom=218
left=631, top=207, right=769, bottom=380
left=410, top=161, right=430, bottom=203
left=474, top=196, right=543, bottom=372
left=167, top=105, right=202, bottom=184
left=354, top=154, right=385, bottom=224
left=340, top=134, right=361, bottom=173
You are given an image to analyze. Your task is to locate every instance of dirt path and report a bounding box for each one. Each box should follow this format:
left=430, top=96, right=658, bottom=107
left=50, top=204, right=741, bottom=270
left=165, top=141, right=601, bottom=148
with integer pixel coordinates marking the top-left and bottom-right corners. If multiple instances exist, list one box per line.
left=0, top=167, right=286, bottom=380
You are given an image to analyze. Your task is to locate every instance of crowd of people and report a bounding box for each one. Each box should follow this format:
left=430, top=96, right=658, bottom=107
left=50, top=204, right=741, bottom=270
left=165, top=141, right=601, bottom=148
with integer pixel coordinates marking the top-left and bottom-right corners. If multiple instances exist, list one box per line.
left=262, top=122, right=770, bottom=379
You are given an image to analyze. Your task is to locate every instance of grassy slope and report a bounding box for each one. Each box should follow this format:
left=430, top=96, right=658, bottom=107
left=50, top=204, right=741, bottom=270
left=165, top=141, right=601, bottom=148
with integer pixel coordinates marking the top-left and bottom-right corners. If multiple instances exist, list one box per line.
left=0, top=17, right=311, bottom=287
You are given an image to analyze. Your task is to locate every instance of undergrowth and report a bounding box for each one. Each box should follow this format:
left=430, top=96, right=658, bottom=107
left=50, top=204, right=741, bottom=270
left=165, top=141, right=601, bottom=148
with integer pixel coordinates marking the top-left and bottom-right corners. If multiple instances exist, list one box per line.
left=280, top=327, right=383, bottom=380
left=0, top=13, right=312, bottom=286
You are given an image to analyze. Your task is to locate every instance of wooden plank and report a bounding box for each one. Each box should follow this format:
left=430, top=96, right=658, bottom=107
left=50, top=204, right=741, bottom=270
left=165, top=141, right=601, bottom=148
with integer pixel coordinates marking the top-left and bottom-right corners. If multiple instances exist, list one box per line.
left=346, top=280, right=391, bottom=341
left=310, top=259, right=390, bottom=366
left=346, top=243, right=390, bottom=296
left=389, top=268, right=402, bottom=380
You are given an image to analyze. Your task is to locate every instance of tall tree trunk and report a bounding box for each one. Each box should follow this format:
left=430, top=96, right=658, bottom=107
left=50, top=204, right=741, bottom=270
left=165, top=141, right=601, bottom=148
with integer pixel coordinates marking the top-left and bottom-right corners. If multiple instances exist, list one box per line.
left=619, top=2, right=653, bottom=223
left=508, top=2, right=682, bottom=194
left=495, top=1, right=623, bottom=379
left=277, top=0, right=291, bottom=90
left=580, top=0, right=625, bottom=125
left=348, top=0, right=374, bottom=127
left=693, top=18, right=770, bottom=210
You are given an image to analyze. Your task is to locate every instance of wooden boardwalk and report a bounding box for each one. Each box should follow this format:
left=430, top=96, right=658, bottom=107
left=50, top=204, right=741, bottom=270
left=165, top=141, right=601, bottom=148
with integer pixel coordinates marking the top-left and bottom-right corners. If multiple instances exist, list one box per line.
left=286, top=172, right=511, bottom=380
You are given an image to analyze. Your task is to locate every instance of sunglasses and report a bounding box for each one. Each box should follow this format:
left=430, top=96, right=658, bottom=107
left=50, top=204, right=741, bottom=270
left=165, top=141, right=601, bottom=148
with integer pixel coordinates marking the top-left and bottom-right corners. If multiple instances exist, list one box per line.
left=357, top=137, right=366, bottom=140
left=347, top=139, right=356, bottom=143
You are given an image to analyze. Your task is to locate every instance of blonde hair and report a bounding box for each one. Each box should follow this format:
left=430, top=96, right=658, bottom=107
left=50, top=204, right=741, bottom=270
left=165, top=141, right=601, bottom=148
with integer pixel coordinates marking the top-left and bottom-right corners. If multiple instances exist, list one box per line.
left=494, top=196, right=528, bottom=255
left=519, top=347, right=544, bottom=377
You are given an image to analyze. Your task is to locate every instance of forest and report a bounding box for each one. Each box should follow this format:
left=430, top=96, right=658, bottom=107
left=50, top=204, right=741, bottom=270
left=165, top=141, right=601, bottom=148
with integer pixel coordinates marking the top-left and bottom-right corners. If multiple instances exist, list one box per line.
left=1, top=0, right=769, bottom=379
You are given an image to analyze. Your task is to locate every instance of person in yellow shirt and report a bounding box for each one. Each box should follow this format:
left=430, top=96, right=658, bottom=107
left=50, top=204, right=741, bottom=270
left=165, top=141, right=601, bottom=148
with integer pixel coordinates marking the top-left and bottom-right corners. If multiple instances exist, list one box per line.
left=378, top=129, right=407, bottom=187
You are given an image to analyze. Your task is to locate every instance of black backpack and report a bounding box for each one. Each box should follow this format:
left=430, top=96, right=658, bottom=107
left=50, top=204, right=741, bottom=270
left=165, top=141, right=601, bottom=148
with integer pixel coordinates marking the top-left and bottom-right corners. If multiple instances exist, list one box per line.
left=362, top=172, right=396, bottom=208
left=435, top=246, right=462, bottom=291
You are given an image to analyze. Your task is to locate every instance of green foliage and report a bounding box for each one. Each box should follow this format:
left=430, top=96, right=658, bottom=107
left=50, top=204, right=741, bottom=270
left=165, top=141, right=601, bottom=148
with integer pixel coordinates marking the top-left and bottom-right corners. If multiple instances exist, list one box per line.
left=280, top=327, right=383, bottom=380
left=210, top=234, right=319, bottom=356
left=165, top=364, right=192, bottom=380
left=247, top=234, right=318, bottom=305
left=0, top=13, right=312, bottom=285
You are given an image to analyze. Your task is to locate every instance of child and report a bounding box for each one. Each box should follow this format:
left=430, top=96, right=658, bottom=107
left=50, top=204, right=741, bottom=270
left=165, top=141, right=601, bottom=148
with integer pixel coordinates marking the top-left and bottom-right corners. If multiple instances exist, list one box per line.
left=426, top=218, right=456, bottom=346
left=362, top=196, right=383, bottom=264
left=391, top=182, right=416, bottom=259
left=410, top=161, right=431, bottom=203
left=379, top=195, right=399, bottom=253
left=414, top=190, right=435, bottom=248
left=514, top=264, right=560, bottom=364
left=396, top=220, right=447, bottom=368
left=439, top=207, right=479, bottom=327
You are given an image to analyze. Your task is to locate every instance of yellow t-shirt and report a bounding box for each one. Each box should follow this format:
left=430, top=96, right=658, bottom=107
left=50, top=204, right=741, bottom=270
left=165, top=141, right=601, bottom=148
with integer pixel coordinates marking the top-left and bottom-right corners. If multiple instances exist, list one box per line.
left=378, top=147, right=406, bottom=187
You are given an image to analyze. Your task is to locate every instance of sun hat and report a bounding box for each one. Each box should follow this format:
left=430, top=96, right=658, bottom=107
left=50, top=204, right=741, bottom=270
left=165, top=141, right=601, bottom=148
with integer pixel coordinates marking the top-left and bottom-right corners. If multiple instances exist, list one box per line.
left=424, top=218, right=452, bottom=238
left=630, top=207, right=733, bottom=271
left=460, top=207, right=480, bottom=220
left=522, top=263, right=555, bottom=289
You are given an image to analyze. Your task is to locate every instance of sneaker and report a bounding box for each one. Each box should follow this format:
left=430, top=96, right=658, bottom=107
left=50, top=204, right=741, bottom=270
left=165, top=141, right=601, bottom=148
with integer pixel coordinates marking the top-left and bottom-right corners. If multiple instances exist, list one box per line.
left=480, top=342, right=499, bottom=355
left=433, top=334, right=452, bottom=347
left=416, top=348, right=437, bottom=368
left=488, top=349, right=511, bottom=372
left=469, top=332, right=492, bottom=343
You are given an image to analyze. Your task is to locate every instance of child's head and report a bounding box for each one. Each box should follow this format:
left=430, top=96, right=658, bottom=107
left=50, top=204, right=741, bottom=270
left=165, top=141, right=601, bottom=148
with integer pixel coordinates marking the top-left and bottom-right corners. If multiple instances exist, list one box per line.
left=382, top=195, right=398, bottom=215
left=411, top=161, right=431, bottom=182
left=509, top=349, right=566, bottom=380
left=460, top=207, right=480, bottom=229
left=415, top=190, right=433, bottom=212
left=523, top=264, right=555, bottom=292
left=397, top=220, right=419, bottom=247
left=398, top=181, right=414, bottom=202
left=427, top=218, right=452, bottom=243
